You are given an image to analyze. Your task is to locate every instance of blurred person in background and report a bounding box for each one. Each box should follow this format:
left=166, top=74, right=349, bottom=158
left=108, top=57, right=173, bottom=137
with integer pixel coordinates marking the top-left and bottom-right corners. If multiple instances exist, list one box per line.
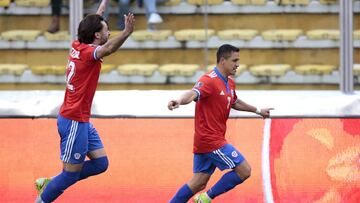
left=109, top=0, right=165, bottom=30
left=35, top=0, right=135, bottom=202
left=47, top=0, right=62, bottom=33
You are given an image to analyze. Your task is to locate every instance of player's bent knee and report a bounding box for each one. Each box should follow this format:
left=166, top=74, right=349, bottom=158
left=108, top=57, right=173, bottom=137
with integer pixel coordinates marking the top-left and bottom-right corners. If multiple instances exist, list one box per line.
left=188, top=181, right=207, bottom=193
left=243, top=167, right=251, bottom=180
left=193, top=182, right=207, bottom=192
left=235, top=165, right=251, bottom=181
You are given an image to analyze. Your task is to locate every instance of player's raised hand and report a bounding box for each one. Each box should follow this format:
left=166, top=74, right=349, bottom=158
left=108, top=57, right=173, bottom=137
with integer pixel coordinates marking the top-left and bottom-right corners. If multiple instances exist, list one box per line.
left=168, top=100, right=180, bottom=110
left=259, top=108, right=274, bottom=118
left=123, top=13, right=135, bottom=35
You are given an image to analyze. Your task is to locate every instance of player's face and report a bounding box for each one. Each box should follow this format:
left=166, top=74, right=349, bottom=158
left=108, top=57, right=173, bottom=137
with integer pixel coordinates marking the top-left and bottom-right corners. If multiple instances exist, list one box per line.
left=223, top=51, right=240, bottom=76
left=99, top=21, right=110, bottom=45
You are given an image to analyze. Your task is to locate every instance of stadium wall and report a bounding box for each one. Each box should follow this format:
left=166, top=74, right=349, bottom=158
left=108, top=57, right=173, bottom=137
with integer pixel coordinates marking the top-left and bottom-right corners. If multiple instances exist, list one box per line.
left=0, top=91, right=359, bottom=203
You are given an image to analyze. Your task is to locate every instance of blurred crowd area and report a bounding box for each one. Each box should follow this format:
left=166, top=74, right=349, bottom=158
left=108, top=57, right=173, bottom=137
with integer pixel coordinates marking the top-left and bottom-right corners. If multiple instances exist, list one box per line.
left=0, top=0, right=359, bottom=90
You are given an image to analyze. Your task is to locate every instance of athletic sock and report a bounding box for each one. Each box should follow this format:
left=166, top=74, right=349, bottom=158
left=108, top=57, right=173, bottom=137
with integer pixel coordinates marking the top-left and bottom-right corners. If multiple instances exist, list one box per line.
left=79, top=156, right=109, bottom=180
left=40, top=170, right=81, bottom=203
left=206, top=171, right=243, bottom=199
left=169, top=184, right=194, bottom=203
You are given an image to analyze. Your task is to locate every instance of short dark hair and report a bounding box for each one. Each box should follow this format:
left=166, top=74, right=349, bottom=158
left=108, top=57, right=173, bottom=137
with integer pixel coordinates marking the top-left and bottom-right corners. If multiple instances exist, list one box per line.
left=216, top=44, right=239, bottom=63
left=77, top=14, right=108, bottom=44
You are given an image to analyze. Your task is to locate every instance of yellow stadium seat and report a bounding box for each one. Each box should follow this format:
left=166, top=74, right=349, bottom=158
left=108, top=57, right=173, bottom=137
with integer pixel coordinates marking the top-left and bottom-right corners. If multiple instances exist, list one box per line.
left=249, top=64, right=291, bottom=77
left=294, top=64, right=336, bottom=75
left=31, top=65, right=66, bottom=75
left=354, top=64, right=360, bottom=76
left=15, top=0, right=50, bottom=7
left=109, top=31, right=123, bottom=39
left=207, top=64, right=247, bottom=76
left=44, top=31, right=70, bottom=41
left=1, top=30, right=42, bottom=41
left=117, top=64, right=159, bottom=76
left=131, top=30, right=172, bottom=41
left=101, top=64, right=116, bottom=74
left=306, top=29, right=340, bottom=40
left=174, top=29, right=215, bottom=41
left=262, top=29, right=303, bottom=41
left=164, top=0, right=182, bottom=6
left=278, top=0, right=310, bottom=5
left=354, top=30, right=360, bottom=40
left=187, top=0, right=224, bottom=5
left=0, top=64, right=28, bottom=76
left=0, top=0, right=10, bottom=7
left=217, top=29, right=258, bottom=41
left=159, top=64, right=199, bottom=77
left=231, top=0, right=267, bottom=5
left=319, top=0, right=338, bottom=4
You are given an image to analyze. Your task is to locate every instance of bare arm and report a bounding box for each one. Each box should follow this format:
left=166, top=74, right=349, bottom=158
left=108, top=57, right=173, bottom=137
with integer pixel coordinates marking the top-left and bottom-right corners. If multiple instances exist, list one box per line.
left=96, top=0, right=108, bottom=16
left=96, top=13, right=135, bottom=59
left=232, top=98, right=274, bottom=118
left=168, top=90, right=198, bottom=110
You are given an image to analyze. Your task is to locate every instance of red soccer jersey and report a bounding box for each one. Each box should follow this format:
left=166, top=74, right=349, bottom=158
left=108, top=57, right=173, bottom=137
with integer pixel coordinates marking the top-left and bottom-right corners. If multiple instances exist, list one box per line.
left=59, top=40, right=102, bottom=122
left=192, top=68, right=238, bottom=153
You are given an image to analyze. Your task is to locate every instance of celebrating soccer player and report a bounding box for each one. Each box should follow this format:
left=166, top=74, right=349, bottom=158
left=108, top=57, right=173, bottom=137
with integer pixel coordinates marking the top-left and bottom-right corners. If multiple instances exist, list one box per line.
left=168, top=44, right=273, bottom=203
left=34, top=1, right=135, bottom=202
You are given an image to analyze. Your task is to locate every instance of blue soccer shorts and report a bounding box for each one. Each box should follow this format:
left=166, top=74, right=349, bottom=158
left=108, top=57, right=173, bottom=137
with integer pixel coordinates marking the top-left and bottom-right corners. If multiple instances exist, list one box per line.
left=193, top=144, right=245, bottom=174
left=57, top=115, right=104, bottom=164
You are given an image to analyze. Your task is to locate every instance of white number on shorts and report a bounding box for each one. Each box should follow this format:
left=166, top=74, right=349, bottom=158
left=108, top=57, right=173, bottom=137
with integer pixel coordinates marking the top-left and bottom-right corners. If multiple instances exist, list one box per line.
left=66, top=61, right=76, bottom=91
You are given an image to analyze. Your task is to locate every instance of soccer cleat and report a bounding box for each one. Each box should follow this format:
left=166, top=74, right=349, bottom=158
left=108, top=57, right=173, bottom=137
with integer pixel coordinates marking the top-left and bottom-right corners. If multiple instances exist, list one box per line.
left=35, top=177, right=51, bottom=195
left=193, top=193, right=212, bottom=203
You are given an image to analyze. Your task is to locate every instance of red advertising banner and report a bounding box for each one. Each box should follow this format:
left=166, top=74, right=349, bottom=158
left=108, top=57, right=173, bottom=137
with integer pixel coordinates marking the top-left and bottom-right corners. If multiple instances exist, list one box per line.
left=0, top=118, right=358, bottom=202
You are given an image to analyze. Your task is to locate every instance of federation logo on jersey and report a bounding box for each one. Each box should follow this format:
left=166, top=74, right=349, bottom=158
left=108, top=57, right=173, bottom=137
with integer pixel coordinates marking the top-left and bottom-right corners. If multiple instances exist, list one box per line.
left=195, top=81, right=203, bottom=88
left=231, top=151, right=238, bottom=158
left=220, top=90, right=225, bottom=96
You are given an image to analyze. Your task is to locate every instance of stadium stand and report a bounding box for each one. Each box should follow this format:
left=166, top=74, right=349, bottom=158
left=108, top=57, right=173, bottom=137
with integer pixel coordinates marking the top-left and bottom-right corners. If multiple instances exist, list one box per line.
left=174, top=29, right=216, bottom=41
left=306, top=29, right=340, bottom=40
left=14, top=0, right=50, bottom=7
left=0, top=0, right=10, bottom=7
left=131, top=30, right=172, bottom=41
left=217, top=29, right=258, bottom=41
left=249, top=64, right=291, bottom=77
left=0, top=0, right=359, bottom=87
left=294, top=64, right=337, bottom=75
left=261, top=29, right=303, bottom=41
left=231, top=0, right=268, bottom=6
left=117, top=64, right=159, bottom=77
left=30, top=65, right=65, bottom=75
left=187, top=0, right=224, bottom=5
left=0, top=64, right=28, bottom=76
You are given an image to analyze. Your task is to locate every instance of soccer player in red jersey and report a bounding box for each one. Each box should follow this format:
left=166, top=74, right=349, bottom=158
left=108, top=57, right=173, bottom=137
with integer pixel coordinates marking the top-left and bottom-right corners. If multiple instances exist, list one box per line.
left=35, top=1, right=135, bottom=202
left=168, top=44, right=273, bottom=203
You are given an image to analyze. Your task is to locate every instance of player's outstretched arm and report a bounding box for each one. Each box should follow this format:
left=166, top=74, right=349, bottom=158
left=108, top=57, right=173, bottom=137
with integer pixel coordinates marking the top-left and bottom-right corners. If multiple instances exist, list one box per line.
left=96, top=13, right=135, bottom=59
left=232, top=99, right=274, bottom=118
left=96, top=0, right=109, bottom=16
left=168, top=90, right=198, bottom=110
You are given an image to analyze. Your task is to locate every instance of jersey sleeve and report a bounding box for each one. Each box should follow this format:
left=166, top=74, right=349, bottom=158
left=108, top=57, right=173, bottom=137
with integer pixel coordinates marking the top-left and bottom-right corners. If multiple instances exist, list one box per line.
left=192, top=76, right=213, bottom=101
